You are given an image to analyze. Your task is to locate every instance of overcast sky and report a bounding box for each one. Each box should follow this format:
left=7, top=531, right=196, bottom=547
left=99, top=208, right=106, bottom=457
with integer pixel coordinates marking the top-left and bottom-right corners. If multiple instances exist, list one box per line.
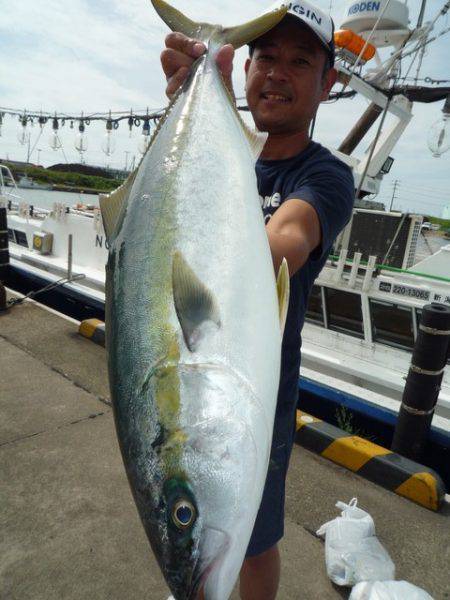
left=0, top=0, right=449, bottom=216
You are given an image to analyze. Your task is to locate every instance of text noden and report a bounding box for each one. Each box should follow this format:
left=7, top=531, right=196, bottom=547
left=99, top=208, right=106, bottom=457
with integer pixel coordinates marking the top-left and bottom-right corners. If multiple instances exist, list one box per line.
left=348, top=2, right=381, bottom=15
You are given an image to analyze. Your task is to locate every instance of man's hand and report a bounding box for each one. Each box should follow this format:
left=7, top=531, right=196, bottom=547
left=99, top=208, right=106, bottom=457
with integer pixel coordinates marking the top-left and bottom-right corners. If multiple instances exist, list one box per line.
left=161, top=33, right=235, bottom=98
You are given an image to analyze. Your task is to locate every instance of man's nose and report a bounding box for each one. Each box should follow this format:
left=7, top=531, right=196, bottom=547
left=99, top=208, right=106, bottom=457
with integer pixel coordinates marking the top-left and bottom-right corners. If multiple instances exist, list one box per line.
left=267, top=62, right=289, bottom=82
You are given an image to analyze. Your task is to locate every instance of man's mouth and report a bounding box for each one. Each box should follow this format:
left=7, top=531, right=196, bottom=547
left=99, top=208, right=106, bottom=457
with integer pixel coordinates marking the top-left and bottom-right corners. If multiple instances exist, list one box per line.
left=260, top=92, right=291, bottom=103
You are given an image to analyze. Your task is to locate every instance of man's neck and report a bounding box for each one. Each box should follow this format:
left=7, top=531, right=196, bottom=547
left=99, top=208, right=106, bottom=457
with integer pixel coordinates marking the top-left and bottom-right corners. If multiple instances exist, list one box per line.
left=259, top=130, right=311, bottom=160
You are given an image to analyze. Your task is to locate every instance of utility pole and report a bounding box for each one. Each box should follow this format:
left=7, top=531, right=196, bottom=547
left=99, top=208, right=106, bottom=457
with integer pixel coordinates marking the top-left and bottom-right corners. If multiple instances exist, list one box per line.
left=26, top=134, right=31, bottom=164
left=37, top=148, right=42, bottom=166
left=389, top=179, right=400, bottom=211
left=124, top=151, right=130, bottom=171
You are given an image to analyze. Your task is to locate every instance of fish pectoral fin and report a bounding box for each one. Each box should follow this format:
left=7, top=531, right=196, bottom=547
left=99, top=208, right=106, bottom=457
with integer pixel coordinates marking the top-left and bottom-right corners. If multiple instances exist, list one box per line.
left=276, top=258, right=290, bottom=334
left=221, top=6, right=288, bottom=50
left=172, top=251, right=221, bottom=352
left=99, top=169, right=137, bottom=243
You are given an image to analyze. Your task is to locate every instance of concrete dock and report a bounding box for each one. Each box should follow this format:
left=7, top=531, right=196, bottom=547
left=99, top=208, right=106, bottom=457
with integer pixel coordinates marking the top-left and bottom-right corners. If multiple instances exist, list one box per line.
left=1, top=294, right=449, bottom=600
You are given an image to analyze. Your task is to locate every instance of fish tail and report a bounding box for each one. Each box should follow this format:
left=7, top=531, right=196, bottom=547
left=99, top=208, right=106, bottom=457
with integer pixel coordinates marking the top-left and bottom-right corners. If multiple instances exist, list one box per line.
left=220, top=7, right=288, bottom=49
left=151, top=0, right=205, bottom=39
left=151, top=0, right=287, bottom=49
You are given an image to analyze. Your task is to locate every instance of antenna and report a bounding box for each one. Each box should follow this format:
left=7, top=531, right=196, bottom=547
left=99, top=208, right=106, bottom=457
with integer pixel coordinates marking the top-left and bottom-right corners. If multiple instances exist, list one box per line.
left=416, top=0, right=427, bottom=28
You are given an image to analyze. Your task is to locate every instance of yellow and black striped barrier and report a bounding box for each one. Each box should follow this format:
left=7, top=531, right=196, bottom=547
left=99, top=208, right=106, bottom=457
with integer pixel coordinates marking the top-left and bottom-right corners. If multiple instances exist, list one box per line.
left=295, top=410, right=446, bottom=511
left=78, top=318, right=105, bottom=347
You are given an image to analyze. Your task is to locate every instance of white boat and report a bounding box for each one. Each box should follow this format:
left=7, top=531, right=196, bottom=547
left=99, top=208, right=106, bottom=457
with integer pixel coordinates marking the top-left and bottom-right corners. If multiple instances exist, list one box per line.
left=17, top=175, right=53, bottom=190
left=301, top=235, right=450, bottom=428
left=1, top=164, right=106, bottom=311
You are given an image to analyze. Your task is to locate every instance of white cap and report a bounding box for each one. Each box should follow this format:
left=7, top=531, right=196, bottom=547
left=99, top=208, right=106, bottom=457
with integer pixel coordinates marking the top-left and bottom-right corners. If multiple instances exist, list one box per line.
left=263, top=1, right=335, bottom=64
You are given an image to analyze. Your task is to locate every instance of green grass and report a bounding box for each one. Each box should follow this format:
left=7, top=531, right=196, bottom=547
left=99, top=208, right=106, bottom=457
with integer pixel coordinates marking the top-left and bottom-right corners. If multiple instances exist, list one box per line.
left=3, top=162, right=124, bottom=193
left=425, top=215, right=450, bottom=229
left=335, top=405, right=378, bottom=443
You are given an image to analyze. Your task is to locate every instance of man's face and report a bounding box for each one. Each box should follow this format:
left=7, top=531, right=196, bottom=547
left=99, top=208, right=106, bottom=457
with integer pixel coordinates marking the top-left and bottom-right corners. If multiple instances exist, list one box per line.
left=245, top=18, right=336, bottom=135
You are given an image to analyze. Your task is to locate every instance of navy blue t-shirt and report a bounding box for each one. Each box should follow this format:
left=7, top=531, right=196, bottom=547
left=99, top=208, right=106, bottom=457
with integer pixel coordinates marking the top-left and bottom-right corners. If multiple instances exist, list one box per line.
left=256, top=141, right=354, bottom=412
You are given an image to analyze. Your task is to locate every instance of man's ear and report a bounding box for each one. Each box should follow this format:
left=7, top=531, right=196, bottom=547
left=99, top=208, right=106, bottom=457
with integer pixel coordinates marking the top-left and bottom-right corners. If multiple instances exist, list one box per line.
left=244, top=57, right=251, bottom=76
left=321, top=67, right=337, bottom=101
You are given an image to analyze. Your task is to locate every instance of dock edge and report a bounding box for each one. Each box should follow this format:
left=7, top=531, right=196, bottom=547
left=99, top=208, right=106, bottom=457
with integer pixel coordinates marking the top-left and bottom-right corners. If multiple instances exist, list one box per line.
left=296, top=410, right=446, bottom=511
left=78, top=318, right=105, bottom=347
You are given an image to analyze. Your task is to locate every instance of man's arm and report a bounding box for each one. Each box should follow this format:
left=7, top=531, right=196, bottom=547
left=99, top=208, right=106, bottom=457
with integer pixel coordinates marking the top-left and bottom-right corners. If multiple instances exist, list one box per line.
left=266, top=199, right=321, bottom=276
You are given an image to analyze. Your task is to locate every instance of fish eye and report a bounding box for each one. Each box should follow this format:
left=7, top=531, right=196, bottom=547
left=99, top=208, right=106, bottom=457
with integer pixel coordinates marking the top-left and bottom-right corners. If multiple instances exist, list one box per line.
left=172, top=499, right=196, bottom=529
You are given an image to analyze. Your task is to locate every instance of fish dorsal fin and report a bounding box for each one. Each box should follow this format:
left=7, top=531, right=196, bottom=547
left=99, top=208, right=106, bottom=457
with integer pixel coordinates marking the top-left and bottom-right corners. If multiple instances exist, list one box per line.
left=99, top=169, right=138, bottom=243
left=276, top=258, right=290, bottom=333
left=221, top=77, right=268, bottom=158
left=172, top=251, right=221, bottom=352
left=151, top=0, right=287, bottom=49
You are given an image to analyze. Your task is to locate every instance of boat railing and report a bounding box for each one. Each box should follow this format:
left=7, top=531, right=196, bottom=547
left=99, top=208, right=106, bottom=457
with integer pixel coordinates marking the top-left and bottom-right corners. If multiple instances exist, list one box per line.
left=6, top=198, right=98, bottom=221
left=6, top=199, right=51, bottom=220
left=329, top=252, right=450, bottom=286
left=0, top=164, right=24, bottom=205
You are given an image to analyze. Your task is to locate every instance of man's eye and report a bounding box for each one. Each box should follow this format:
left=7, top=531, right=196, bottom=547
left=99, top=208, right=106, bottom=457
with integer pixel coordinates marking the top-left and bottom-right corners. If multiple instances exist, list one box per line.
left=294, top=58, right=309, bottom=66
left=258, top=54, right=274, bottom=62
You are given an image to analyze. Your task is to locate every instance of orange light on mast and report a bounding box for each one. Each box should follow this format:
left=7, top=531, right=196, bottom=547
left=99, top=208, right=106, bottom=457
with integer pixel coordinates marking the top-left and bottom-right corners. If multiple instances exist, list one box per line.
left=334, top=29, right=376, bottom=63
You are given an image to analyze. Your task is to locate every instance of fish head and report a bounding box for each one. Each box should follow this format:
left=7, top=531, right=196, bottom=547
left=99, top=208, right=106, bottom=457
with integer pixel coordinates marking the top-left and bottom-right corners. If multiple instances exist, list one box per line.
left=130, top=365, right=267, bottom=599
left=138, top=466, right=231, bottom=600
left=169, top=365, right=267, bottom=599
left=151, top=474, right=227, bottom=600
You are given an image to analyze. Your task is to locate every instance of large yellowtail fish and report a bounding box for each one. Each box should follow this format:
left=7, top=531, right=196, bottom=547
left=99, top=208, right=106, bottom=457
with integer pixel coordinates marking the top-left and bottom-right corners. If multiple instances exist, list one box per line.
left=100, top=1, right=289, bottom=598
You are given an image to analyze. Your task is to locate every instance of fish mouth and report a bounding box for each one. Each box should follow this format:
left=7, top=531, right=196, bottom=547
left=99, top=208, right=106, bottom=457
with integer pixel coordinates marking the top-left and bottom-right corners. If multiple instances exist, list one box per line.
left=260, top=91, right=292, bottom=103
left=166, top=526, right=230, bottom=600
left=188, top=526, right=231, bottom=600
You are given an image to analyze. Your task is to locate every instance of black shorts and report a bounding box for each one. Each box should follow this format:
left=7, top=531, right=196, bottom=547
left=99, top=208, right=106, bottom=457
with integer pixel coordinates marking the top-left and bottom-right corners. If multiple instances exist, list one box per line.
left=245, top=390, right=298, bottom=558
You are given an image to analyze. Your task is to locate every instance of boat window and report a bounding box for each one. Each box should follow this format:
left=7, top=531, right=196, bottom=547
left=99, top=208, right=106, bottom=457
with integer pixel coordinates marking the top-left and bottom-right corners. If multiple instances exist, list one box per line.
left=305, top=285, right=324, bottom=325
left=324, top=288, right=364, bottom=338
left=370, top=299, right=414, bottom=350
left=14, top=230, right=28, bottom=248
left=8, top=228, right=16, bottom=243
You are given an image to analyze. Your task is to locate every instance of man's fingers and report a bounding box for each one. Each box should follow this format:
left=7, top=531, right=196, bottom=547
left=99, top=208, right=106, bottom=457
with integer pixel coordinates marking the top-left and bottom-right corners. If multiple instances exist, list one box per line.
left=165, top=32, right=206, bottom=58
left=166, top=66, right=190, bottom=98
left=162, top=33, right=206, bottom=96
left=161, top=34, right=235, bottom=99
left=216, top=44, right=235, bottom=79
left=161, top=48, right=196, bottom=80
left=216, top=44, right=235, bottom=94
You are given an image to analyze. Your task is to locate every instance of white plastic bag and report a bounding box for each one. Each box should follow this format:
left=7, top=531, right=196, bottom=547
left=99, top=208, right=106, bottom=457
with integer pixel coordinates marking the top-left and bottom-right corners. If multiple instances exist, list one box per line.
left=349, top=580, right=434, bottom=600
left=316, top=498, right=395, bottom=587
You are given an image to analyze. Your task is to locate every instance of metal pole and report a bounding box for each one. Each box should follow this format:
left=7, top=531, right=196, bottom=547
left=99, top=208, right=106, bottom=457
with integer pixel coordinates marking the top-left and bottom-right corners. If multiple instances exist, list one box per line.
left=417, top=0, right=427, bottom=28
left=0, top=195, right=9, bottom=284
left=391, top=303, right=450, bottom=461
left=354, top=97, right=391, bottom=200
left=67, top=234, right=73, bottom=280
left=338, top=103, right=383, bottom=155
left=0, top=193, right=9, bottom=313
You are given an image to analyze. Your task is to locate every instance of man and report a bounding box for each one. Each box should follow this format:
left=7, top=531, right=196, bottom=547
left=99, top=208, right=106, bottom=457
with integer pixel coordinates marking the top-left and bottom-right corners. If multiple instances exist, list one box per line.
left=161, top=2, right=355, bottom=598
